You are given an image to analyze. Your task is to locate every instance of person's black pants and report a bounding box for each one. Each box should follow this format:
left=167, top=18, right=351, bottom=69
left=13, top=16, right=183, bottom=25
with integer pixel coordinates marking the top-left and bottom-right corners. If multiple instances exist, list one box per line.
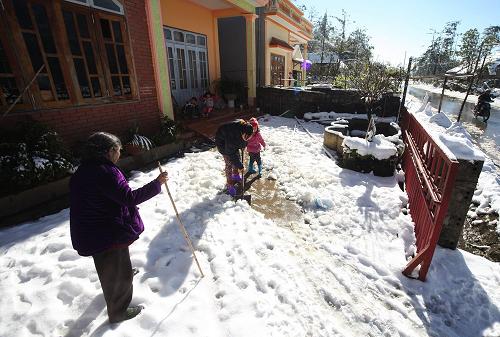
left=93, top=246, right=133, bottom=322
left=249, top=152, right=262, bottom=167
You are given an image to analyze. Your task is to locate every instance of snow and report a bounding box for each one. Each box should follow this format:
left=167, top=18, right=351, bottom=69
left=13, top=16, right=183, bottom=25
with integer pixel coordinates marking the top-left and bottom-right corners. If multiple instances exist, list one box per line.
left=1, top=117, right=500, bottom=337
left=406, top=92, right=500, bottom=229
left=304, top=111, right=397, bottom=124
left=408, top=100, right=485, bottom=162
left=343, top=134, right=398, bottom=160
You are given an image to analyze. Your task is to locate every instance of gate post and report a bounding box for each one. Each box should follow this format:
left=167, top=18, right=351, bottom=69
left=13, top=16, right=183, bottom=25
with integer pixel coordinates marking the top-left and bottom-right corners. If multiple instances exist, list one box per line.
left=438, top=160, right=484, bottom=249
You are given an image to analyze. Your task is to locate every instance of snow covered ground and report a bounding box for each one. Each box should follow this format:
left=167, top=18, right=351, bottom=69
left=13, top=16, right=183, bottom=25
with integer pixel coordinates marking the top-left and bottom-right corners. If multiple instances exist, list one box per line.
left=1, top=117, right=500, bottom=337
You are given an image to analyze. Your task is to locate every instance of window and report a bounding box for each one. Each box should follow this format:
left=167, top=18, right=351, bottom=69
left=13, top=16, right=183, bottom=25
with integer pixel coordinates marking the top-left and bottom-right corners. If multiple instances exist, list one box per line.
left=62, top=7, right=105, bottom=99
left=2, top=0, right=136, bottom=112
left=64, top=0, right=124, bottom=15
left=99, top=14, right=132, bottom=97
left=271, top=53, right=285, bottom=86
left=0, top=36, right=25, bottom=111
left=187, top=50, right=198, bottom=89
left=167, top=47, right=176, bottom=90
left=186, top=34, right=195, bottom=45
left=196, top=36, right=206, bottom=46
left=199, top=51, right=208, bottom=88
left=176, top=48, right=187, bottom=89
left=14, top=0, right=70, bottom=103
left=165, top=29, right=172, bottom=40
left=173, top=31, right=184, bottom=42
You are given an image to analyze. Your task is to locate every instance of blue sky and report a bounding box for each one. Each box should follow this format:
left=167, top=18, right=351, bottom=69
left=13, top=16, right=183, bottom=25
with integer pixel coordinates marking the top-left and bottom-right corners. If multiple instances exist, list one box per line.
left=297, top=0, right=500, bottom=66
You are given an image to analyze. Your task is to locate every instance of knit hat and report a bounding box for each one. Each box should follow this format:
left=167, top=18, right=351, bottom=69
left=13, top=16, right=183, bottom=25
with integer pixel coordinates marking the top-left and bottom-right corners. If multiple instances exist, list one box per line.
left=249, top=117, right=259, bottom=128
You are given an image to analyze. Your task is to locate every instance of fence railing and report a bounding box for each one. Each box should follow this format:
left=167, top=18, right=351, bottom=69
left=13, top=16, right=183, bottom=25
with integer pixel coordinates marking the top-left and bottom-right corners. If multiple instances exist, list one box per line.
left=401, top=110, right=459, bottom=281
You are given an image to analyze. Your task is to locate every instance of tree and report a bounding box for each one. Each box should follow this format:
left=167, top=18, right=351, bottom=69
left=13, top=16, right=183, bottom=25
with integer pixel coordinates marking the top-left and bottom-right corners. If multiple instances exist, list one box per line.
left=458, top=28, right=480, bottom=72
left=482, top=25, right=500, bottom=51
left=345, top=28, right=373, bottom=61
left=343, top=60, right=400, bottom=125
left=307, top=11, right=337, bottom=80
left=415, top=21, right=461, bottom=76
left=441, top=21, right=460, bottom=65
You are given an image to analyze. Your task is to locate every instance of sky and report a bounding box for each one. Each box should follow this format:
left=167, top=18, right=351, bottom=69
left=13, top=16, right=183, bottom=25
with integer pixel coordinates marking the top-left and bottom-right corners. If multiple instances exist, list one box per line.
left=296, top=0, right=500, bottom=66
left=1, top=113, right=499, bottom=337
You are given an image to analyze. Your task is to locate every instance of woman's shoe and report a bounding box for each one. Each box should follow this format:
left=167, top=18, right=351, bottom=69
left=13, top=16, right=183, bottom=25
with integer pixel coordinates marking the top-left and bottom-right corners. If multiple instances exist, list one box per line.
left=109, top=305, right=144, bottom=323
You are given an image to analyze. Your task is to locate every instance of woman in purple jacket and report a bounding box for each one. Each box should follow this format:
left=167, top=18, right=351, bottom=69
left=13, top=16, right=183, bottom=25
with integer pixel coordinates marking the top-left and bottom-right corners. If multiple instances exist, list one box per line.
left=70, top=132, right=168, bottom=323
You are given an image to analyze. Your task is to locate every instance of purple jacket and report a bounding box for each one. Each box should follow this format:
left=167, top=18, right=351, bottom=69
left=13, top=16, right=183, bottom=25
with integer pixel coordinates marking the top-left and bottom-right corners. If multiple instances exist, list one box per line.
left=70, top=158, right=161, bottom=256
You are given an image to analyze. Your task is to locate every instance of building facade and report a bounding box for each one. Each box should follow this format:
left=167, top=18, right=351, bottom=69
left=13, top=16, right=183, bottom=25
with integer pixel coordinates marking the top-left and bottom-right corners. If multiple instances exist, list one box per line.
left=0, top=0, right=163, bottom=145
left=0, top=0, right=313, bottom=146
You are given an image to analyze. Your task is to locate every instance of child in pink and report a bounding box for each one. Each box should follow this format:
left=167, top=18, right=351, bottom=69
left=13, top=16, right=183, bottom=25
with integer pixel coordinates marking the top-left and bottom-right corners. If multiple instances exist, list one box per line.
left=247, top=117, right=266, bottom=177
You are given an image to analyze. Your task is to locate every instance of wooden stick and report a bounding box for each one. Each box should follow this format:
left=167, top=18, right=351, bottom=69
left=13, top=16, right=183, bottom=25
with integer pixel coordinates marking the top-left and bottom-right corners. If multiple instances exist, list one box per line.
left=157, top=162, right=204, bottom=278
left=241, top=149, right=245, bottom=195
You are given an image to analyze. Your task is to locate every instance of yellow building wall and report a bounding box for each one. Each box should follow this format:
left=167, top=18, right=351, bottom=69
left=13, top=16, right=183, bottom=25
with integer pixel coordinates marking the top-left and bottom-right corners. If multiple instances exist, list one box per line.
left=265, top=20, right=293, bottom=86
left=160, top=0, right=220, bottom=84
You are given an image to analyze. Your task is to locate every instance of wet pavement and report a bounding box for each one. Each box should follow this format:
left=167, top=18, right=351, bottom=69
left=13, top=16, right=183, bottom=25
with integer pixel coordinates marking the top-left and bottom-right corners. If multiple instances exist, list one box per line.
left=243, top=174, right=304, bottom=228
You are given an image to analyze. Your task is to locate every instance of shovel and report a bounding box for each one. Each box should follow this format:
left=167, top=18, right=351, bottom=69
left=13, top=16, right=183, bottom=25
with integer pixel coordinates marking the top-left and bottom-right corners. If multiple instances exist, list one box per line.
left=234, top=149, right=252, bottom=204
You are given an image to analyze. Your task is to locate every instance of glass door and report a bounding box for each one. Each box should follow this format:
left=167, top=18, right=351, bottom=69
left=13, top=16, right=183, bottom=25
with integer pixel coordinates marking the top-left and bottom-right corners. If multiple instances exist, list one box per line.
left=164, top=27, right=208, bottom=108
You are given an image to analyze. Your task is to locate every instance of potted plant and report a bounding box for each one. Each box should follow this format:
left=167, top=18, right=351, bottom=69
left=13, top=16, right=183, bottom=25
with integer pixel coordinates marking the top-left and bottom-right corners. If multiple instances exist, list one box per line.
left=124, top=124, right=154, bottom=156
left=213, top=78, right=245, bottom=108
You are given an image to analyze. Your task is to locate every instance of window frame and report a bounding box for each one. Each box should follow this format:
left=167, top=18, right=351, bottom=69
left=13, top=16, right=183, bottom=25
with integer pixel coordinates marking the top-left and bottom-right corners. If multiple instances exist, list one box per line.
left=60, top=1, right=110, bottom=103
left=95, top=9, right=136, bottom=100
left=1, top=0, right=137, bottom=113
left=0, top=19, right=34, bottom=113
left=5, top=0, right=77, bottom=109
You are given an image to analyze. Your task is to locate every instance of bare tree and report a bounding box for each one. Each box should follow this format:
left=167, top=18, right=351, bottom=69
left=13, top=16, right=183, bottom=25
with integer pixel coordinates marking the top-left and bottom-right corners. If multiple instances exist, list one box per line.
left=343, top=60, right=399, bottom=130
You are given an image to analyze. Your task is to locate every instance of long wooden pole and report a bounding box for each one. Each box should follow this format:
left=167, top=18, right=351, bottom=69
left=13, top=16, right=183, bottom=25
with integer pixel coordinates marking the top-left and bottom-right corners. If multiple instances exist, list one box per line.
left=157, top=162, right=204, bottom=277
left=1, top=64, right=45, bottom=120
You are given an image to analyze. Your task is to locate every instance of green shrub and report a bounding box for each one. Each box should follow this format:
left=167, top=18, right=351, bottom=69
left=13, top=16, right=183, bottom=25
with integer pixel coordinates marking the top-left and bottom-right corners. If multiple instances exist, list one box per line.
left=0, top=119, right=74, bottom=197
left=151, top=116, right=179, bottom=146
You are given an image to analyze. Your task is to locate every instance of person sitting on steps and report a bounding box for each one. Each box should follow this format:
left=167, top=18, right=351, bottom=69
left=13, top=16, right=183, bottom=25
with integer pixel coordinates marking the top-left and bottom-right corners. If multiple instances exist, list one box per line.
left=201, top=92, right=214, bottom=117
left=182, top=97, right=199, bottom=119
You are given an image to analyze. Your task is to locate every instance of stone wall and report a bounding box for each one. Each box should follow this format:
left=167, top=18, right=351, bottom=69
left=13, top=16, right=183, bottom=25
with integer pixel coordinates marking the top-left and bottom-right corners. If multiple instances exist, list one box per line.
left=438, top=160, right=484, bottom=249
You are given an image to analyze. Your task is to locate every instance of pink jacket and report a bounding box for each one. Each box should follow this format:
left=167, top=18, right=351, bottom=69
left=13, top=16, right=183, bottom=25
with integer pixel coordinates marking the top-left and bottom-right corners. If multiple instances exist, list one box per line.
left=247, top=131, right=266, bottom=153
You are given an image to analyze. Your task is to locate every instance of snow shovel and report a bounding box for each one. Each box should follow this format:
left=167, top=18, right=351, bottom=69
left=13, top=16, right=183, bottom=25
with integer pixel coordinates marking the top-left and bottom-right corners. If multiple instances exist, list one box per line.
left=157, top=162, right=204, bottom=278
left=234, top=149, right=252, bottom=204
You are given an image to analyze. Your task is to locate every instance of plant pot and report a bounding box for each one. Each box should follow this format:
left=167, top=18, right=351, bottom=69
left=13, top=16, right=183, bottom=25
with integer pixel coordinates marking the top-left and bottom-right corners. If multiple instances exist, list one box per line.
left=372, top=158, right=396, bottom=177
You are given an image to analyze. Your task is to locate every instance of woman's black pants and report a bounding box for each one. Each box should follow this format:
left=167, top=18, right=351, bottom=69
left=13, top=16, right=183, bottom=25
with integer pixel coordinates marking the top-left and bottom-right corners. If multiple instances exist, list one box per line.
left=93, top=246, right=133, bottom=322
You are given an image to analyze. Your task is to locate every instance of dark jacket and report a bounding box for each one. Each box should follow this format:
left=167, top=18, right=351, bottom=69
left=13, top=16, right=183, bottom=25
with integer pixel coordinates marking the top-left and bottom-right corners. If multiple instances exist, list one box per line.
left=215, top=120, right=250, bottom=169
left=478, top=92, right=494, bottom=102
left=70, top=158, right=161, bottom=256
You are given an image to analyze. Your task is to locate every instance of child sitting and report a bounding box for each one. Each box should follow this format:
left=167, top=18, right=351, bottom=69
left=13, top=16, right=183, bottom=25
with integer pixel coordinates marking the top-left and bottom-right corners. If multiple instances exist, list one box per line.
left=246, top=117, right=266, bottom=177
left=201, top=92, right=214, bottom=117
left=182, top=97, right=199, bottom=119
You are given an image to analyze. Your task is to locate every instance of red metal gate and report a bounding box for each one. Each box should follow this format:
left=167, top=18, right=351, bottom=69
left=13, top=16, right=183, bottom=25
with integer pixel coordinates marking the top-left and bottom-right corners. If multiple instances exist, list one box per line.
left=401, top=110, right=459, bottom=281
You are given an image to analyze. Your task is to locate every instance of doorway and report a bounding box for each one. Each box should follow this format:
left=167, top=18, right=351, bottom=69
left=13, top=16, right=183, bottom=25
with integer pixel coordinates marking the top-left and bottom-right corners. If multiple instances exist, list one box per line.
left=164, top=27, right=209, bottom=107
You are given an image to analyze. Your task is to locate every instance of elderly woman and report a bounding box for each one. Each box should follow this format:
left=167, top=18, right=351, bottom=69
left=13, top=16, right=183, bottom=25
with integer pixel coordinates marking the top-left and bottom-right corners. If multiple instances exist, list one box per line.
left=70, top=132, right=168, bottom=323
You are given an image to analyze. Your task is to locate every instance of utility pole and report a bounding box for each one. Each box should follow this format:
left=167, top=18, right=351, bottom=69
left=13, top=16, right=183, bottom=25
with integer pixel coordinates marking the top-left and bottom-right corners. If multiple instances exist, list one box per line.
left=398, top=57, right=412, bottom=122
